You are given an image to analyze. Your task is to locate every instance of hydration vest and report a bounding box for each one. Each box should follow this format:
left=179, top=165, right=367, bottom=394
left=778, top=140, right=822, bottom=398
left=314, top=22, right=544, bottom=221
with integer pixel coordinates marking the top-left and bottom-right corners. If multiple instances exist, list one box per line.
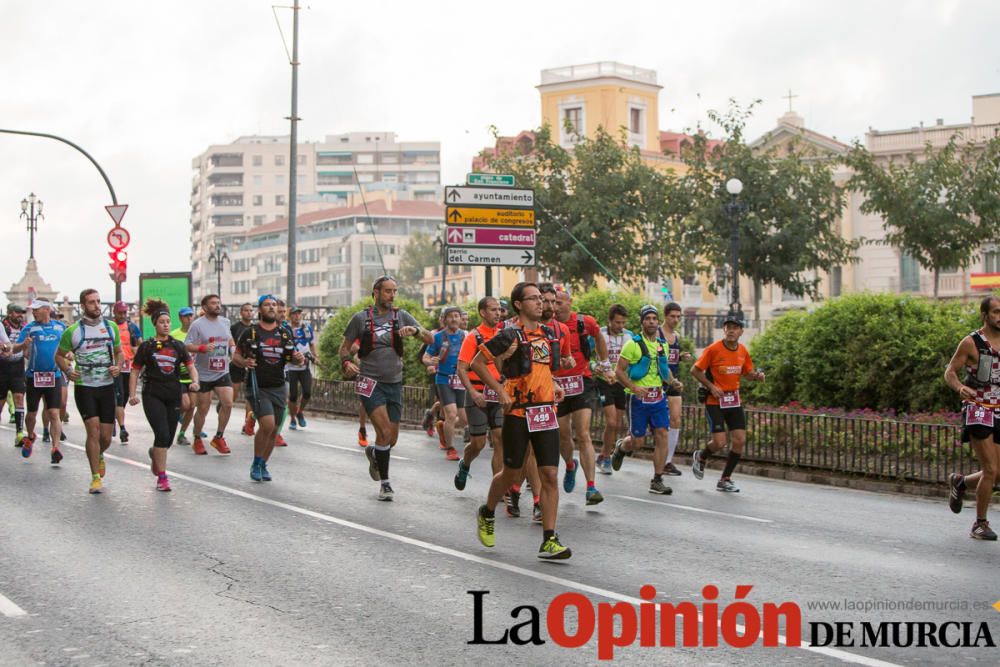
left=626, top=333, right=671, bottom=382
left=358, top=307, right=403, bottom=359
left=964, top=330, right=997, bottom=390
left=500, top=325, right=560, bottom=379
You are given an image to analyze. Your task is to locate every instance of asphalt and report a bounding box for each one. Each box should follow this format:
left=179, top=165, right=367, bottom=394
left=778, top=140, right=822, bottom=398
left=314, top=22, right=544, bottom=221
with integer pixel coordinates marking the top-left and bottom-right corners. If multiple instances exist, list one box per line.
left=0, top=404, right=998, bottom=666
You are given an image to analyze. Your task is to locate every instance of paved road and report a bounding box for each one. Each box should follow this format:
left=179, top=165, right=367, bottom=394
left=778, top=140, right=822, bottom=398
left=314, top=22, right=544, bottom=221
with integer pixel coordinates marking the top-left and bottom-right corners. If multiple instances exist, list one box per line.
left=0, top=405, right=997, bottom=666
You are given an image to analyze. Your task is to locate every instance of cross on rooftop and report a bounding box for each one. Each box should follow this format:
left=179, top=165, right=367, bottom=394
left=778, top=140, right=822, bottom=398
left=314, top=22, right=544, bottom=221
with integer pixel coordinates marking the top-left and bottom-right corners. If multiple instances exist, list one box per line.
left=782, top=88, right=799, bottom=112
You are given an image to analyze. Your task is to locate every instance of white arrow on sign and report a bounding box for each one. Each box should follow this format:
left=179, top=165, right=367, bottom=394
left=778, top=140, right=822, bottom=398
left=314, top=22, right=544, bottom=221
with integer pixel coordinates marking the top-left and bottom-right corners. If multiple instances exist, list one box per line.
left=105, top=204, right=128, bottom=225
left=447, top=227, right=464, bottom=243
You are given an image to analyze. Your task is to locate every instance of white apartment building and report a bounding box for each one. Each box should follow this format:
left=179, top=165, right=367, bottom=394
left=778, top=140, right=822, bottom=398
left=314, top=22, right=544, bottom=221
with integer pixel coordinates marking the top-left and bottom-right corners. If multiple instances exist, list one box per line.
left=225, top=199, right=444, bottom=307
left=189, top=131, right=442, bottom=296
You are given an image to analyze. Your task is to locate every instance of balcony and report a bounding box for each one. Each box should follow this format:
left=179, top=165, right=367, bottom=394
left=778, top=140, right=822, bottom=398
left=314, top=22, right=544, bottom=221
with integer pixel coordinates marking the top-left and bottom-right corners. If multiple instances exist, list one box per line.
left=208, top=173, right=243, bottom=188
left=210, top=194, right=243, bottom=207
left=210, top=153, right=244, bottom=168
left=540, top=61, right=658, bottom=86
left=211, top=214, right=244, bottom=227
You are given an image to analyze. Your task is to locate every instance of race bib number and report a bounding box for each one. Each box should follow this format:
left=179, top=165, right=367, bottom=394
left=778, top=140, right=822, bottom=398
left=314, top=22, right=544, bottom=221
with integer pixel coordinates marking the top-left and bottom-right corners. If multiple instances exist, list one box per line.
left=966, top=404, right=994, bottom=428
left=122, top=359, right=133, bottom=373
left=525, top=405, right=558, bottom=432
left=209, top=358, right=226, bottom=372
left=556, top=375, right=584, bottom=396
left=483, top=386, right=499, bottom=403
left=720, top=390, right=741, bottom=409
left=642, top=386, right=663, bottom=404
left=355, top=376, right=377, bottom=398
left=33, top=372, right=55, bottom=388
left=668, top=348, right=680, bottom=364
left=449, top=374, right=464, bottom=391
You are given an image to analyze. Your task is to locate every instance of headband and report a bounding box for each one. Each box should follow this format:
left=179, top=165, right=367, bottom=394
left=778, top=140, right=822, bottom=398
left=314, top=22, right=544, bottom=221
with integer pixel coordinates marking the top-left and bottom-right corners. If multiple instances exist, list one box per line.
left=152, top=310, right=170, bottom=323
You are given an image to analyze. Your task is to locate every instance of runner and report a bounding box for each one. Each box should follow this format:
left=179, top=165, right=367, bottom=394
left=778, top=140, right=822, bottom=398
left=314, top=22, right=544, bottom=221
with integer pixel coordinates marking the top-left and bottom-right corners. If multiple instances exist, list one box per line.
left=2, top=304, right=27, bottom=446
left=184, top=295, right=235, bottom=456
left=419, top=312, right=446, bottom=446
left=423, top=307, right=468, bottom=461
left=286, top=306, right=317, bottom=431
left=233, top=295, right=304, bottom=482
left=11, top=300, right=66, bottom=463
left=498, top=299, right=510, bottom=322
left=470, top=281, right=570, bottom=559
left=129, top=299, right=200, bottom=492
left=42, top=311, right=71, bottom=443
left=552, top=286, right=610, bottom=505
left=611, top=305, right=682, bottom=494
left=658, top=302, right=691, bottom=476
left=171, top=307, right=196, bottom=445
left=943, top=295, right=1000, bottom=540
left=455, top=297, right=504, bottom=489
left=230, top=303, right=255, bottom=436
left=690, top=313, right=765, bottom=493
left=341, top=276, right=432, bottom=501
left=54, top=311, right=70, bottom=427
left=595, top=304, right=632, bottom=475
left=111, top=301, right=142, bottom=445
left=272, top=298, right=292, bottom=447
left=55, top=289, right=124, bottom=494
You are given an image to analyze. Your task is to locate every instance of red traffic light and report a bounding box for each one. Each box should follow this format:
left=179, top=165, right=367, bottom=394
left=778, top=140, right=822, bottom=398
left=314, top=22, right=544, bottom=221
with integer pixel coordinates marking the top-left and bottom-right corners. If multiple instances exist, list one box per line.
left=108, top=249, right=127, bottom=284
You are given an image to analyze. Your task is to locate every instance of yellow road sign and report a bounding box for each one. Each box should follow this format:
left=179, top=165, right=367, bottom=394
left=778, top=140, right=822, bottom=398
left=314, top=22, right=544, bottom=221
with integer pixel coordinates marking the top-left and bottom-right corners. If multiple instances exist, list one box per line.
left=445, top=207, right=535, bottom=227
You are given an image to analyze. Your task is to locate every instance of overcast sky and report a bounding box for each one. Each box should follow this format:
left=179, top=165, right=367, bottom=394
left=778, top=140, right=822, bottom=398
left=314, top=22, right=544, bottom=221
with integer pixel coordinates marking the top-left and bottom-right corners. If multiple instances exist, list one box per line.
left=2, top=0, right=997, bottom=302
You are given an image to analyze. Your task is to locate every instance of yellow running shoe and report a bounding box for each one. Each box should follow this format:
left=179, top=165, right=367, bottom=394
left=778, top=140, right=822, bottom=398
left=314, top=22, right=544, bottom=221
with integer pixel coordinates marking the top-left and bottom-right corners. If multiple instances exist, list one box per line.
left=476, top=505, right=495, bottom=548
left=89, top=476, right=103, bottom=494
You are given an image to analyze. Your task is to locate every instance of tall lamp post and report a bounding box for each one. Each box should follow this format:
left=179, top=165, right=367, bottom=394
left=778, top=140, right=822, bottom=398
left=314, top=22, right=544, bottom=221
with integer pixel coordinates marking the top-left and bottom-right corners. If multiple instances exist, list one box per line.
left=208, top=242, right=230, bottom=298
left=433, top=224, right=448, bottom=305
left=20, top=193, right=44, bottom=260
left=724, top=178, right=747, bottom=320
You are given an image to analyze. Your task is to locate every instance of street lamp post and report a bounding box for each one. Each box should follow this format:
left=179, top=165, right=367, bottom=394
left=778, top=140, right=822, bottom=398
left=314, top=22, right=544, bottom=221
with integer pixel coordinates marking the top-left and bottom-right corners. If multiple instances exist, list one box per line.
left=19, top=193, right=44, bottom=260
left=724, top=178, right=747, bottom=319
left=208, top=242, right=230, bottom=298
left=433, top=226, right=448, bottom=305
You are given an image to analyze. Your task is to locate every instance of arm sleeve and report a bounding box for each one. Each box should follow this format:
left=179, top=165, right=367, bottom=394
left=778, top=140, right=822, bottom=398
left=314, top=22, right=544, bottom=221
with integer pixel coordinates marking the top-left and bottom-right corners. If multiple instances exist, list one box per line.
left=619, top=339, right=641, bottom=365
left=693, top=345, right=713, bottom=372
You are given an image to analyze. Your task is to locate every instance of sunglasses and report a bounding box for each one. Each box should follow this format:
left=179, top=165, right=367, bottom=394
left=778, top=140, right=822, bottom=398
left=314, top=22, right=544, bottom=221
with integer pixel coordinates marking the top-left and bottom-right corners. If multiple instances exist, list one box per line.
left=372, top=275, right=397, bottom=290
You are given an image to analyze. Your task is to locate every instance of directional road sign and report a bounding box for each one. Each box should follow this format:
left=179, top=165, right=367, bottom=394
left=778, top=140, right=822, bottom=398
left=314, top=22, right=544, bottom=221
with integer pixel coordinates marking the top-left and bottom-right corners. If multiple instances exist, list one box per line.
left=445, top=186, right=533, bottom=208
left=105, top=204, right=128, bottom=226
left=446, top=207, right=534, bottom=227
left=447, top=246, right=535, bottom=267
left=107, top=227, right=131, bottom=250
left=467, top=173, right=515, bottom=187
left=446, top=226, right=535, bottom=247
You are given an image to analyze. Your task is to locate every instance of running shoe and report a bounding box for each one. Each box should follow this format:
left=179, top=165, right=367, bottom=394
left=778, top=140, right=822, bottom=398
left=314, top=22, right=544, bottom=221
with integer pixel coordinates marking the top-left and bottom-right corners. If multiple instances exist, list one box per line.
left=99, top=455, right=106, bottom=479
left=445, top=447, right=460, bottom=461
left=157, top=475, right=172, bottom=492
left=61, top=414, right=69, bottom=424
left=532, top=503, right=542, bottom=523
left=378, top=483, right=394, bottom=502
left=454, top=460, right=470, bottom=491
left=89, top=477, right=103, bottom=494
left=597, top=455, right=613, bottom=475
left=15, top=430, right=26, bottom=447
left=20, top=434, right=34, bottom=459
left=275, top=434, right=287, bottom=447
left=436, top=420, right=447, bottom=449
left=611, top=442, right=627, bottom=471
left=365, top=446, right=380, bottom=481
left=505, top=489, right=521, bottom=518
left=296, top=413, right=306, bottom=428
left=120, top=427, right=129, bottom=444
left=663, top=462, right=682, bottom=476
left=260, top=460, right=272, bottom=482
left=949, top=473, right=965, bottom=514
left=563, top=458, right=579, bottom=493
left=192, top=437, right=207, bottom=455
left=716, top=477, right=739, bottom=493
left=421, top=409, right=434, bottom=435
left=586, top=487, right=604, bottom=505
left=241, top=416, right=255, bottom=436
left=476, top=505, right=495, bottom=547
left=692, top=449, right=705, bottom=480
left=42, top=429, right=50, bottom=443
left=210, top=436, right=231, bottom=455
left=148, top=447, right=158, bottom=476
left=60, top=432, right=66, bottom=442
left=971, top=519, right=998, bottom=541
left=50, top=447, right=63, bottom=465
left=288, top=419, right=298, bottom=431
left=250, top=459, right=262, bottom=482
left=176, top=433, right=190, bottom=446
left=649, top=478, right=673, bottom=495
left=358, top=428, right=368, bottom=448
left=538, top=534, right=571, bottom=560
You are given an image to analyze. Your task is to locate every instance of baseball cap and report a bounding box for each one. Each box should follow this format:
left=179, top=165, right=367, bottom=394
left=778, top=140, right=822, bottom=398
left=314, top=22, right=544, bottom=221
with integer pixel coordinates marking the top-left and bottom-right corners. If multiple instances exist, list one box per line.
left=113, top=301, right=128, bottom=313
left=7, top=304, right=26, bottom=314
left=178, top=307, right=195, bottom=317
left=499, top=299, right=510, bottom=311
left=29, top=299, right=53, bottom=310
left=290, top=306, right=303, bottom=314
left=639, top=305, right=659, bottom=320
left=722, top=311, right=745, bottom=328
left=257, top=294, right=277, bottom=307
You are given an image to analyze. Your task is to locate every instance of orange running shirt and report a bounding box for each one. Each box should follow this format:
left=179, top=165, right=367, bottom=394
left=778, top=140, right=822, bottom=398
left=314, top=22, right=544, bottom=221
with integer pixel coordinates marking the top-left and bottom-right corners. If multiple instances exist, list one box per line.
left=458, top=323, right=500, bottom=385
left=481, top=324, right=557, bottom=418
left=693, top=340, right=754, bottom=406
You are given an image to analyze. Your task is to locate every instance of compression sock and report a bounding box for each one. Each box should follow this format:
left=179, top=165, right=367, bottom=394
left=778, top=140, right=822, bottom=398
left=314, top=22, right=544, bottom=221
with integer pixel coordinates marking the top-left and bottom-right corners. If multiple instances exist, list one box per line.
left=722, top=451, right=742, bottom=478
left=14, top=408, right=24, bottom=432
left=667, top=428, right=680, bottom=462
left=374, top=444, right=391, bottom=481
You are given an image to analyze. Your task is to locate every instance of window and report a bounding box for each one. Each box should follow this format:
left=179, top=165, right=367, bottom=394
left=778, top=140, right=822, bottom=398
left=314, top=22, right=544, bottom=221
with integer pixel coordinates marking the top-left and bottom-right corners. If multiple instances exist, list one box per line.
left=252, top=195, right=263, bottom=206
left=275, top=154, right=285, bottom=166
left=564, top=107, right=582, bottom=135
left=630, top=107, right=642, bottom=134
left=984, top=246, right=1000, bottom=273
left=260, top=255, right=283, bottom=274
left=381, top=153, right=398, bottom=164
left=298, top=248, right=320, bottom=264
left=231, top=280, right=251, bottom=294
left=298, top=154, right=307, bottom=166
left=362, top=243, right=381, bottom=264
left=275, top=175, right=285, bottom=186
left=297, top=272, right=322, bottom=287
left=275, top=195, right=286, bottom=206
left=253, top=215, right=265, bottom=226
left=357, top=154, right=374, bottom=164
left=253, top=175, right=263, bottom=186
left=900, top=253, right=920, bottom=292
left=252, top=155, right=263, bottom=167
left=830, top=266, right=843, bottom=298
left=233, top=258, right=252, bottom=273
left=211, top=194, right=243, bottom=206
left=329, top=270, right=350, bottom=288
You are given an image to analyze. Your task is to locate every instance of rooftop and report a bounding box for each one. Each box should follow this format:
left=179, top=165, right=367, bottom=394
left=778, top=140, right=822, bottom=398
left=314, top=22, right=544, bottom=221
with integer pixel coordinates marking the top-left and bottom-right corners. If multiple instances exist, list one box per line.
left=246, top=199, right=444, bottom=237
left=539, top=61, right=658, bottom=87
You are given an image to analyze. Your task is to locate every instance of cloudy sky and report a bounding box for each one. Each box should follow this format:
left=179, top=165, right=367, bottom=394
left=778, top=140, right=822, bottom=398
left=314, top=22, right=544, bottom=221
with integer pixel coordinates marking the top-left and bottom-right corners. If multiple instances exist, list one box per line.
left=2, top=0, right=997, bottom=302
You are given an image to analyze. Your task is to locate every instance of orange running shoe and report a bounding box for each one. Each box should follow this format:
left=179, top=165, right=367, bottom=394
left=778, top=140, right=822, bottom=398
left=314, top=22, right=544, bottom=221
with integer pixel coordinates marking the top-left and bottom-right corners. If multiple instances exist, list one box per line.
left=192, top=438, right=207, bottom=455
left=211, top=436, right=231, bottom=455
left=275, top=434, right=287, bottom=447
left=358, top=428, right=369, bottom=447
left=98, top=455, right=106, bottom=478
left=436, top=420, right=447, bottom=449
left=445, top=447, right=460, bottom=461
left=241, top=414, right=256, bottom=436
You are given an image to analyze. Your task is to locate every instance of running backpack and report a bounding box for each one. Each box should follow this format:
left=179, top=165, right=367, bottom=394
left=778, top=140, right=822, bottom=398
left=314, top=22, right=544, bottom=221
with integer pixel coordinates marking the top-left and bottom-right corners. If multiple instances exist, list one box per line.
left=358, top=307, right=403, bottom=359
left=500, top=325, right=560, bottom=379
left=626, top=334, right=671, bottom=382
left=964, top=330, right=996, bottom=389
left=575, top=316, right=593, bottom=360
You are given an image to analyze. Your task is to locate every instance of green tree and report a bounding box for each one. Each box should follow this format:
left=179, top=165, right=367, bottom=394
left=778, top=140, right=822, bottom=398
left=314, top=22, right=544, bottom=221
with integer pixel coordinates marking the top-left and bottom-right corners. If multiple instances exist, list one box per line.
left=396, top=231, right=440, bottom=302
left=675, top=100, right=859, bottom=317
left=847, top=137, right=982, bottom=297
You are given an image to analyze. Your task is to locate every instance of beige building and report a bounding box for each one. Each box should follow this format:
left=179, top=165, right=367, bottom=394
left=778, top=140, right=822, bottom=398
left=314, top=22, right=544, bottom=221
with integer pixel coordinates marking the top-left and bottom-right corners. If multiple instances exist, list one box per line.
left=189, top=132, right=442, bottom=298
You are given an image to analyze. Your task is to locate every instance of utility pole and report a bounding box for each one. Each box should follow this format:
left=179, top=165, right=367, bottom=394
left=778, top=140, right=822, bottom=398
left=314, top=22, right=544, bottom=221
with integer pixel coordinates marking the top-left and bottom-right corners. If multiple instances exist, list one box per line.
left=285, top=0, right=301, bottom=305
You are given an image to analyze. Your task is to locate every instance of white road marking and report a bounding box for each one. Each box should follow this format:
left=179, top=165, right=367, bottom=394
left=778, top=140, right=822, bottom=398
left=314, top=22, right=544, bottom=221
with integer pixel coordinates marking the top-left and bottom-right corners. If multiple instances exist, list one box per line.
left=0, top=592, right=27, bottom=617
left=611, top=494, right=774, bottom=523
left=306, top=440, right=412, bottom=460
left=49, top=441, right=899, bottom=667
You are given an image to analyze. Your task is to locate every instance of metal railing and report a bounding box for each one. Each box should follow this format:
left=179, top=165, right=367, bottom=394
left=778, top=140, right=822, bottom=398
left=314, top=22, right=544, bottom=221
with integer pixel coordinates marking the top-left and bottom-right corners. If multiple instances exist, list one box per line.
left=306, top=380, right=974, bottom=485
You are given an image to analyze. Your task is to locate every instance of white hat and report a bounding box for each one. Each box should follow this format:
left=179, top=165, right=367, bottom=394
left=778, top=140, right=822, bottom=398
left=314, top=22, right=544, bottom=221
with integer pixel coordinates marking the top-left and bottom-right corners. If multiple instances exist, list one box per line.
left=29, top=299, right=52, bottom=310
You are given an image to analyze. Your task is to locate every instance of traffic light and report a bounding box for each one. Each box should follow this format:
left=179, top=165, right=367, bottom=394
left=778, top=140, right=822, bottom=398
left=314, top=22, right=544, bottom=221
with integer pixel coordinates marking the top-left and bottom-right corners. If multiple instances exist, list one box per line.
left=109, top=249, right=127, bottom=284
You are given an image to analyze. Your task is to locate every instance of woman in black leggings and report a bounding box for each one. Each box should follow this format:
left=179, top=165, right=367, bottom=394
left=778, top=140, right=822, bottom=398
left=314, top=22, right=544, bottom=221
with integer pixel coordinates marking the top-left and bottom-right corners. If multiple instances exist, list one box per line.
left=128, top=299, right=199, bottom=492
